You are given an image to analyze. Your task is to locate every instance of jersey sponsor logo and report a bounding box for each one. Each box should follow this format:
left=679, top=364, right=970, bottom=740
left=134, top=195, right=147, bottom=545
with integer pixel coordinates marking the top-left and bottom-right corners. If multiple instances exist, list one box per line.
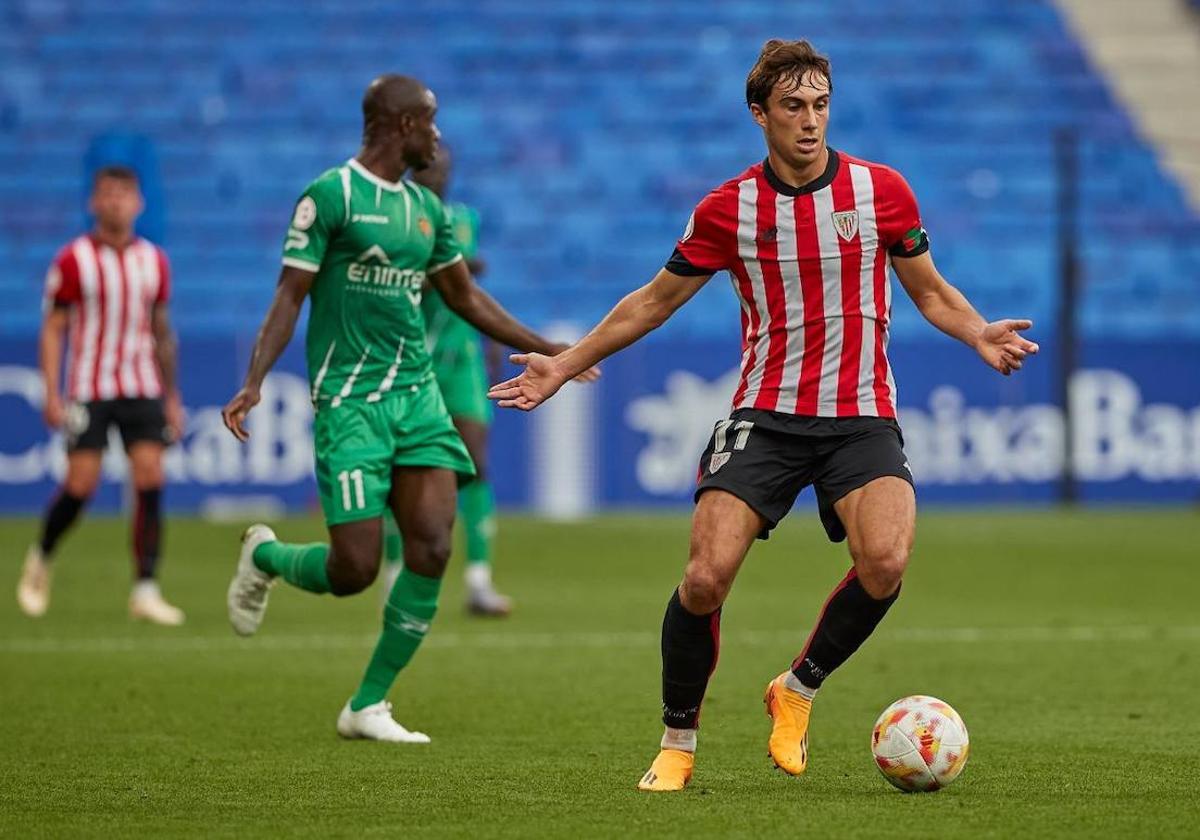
left=832, top=210, right=859, bottom=242
left=356, top=245, right=391, bottom=264
left=292, top=196, right=317, bottom=231
left=347, top=245, right=424, bottom=304
left=351, top=213, right=389, bottom=225
left=417, top=217, right=432, bottom=238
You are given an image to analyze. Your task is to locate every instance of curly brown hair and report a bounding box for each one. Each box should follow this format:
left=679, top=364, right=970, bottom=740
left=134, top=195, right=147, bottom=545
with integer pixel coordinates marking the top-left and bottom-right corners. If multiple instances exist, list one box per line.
left=745, top=39, right=833, bottom=110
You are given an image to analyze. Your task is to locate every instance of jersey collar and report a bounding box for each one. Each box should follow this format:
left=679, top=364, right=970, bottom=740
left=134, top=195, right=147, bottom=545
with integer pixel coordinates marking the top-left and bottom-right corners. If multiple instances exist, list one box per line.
left=348, top=158, right=410, bottom=192
left=762, top=148, right=840, bottom=196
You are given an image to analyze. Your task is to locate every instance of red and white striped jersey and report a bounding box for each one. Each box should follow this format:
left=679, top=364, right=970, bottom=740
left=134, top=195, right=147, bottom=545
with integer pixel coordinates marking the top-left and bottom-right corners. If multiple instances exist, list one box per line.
left=668, top=150, right=930, bottom=419
left=43, top=235, right=171, bottom=402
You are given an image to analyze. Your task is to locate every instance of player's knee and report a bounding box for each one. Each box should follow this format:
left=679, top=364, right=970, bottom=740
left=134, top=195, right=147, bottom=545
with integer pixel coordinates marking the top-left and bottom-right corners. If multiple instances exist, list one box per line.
left=63, top=475, right=99, bottom=499
left=131, top=464, right=164, bottom=491
left=680, top=562, right=731, bottom=614
left=327, top=544, right=379, bottom=596
left=328, top=559, right=376, bottom=596
left=855, top=544, right=909, bottom=599
left=400, top=529, right=452, bottom=578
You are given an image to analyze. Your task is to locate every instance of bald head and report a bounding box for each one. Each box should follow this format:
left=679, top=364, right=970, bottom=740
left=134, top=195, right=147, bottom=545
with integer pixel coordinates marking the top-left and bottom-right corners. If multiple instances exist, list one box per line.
left=362, top=75, right=430, bottom=140
left=359, top=74, right=442, bottom=170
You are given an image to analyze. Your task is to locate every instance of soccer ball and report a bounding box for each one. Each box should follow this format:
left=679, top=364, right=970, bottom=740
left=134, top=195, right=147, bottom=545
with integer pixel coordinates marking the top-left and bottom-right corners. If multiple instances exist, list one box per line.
left=870, top=695, right=970, bottom=792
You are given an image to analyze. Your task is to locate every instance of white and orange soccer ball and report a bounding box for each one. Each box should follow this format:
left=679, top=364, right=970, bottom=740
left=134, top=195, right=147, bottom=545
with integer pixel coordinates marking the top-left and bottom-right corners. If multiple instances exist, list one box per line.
left=870, top=695, right=970, bottom=792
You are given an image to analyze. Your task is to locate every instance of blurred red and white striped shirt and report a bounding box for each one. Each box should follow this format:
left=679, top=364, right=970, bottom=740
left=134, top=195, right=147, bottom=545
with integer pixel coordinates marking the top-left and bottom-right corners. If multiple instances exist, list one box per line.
left=668, top=150, right=930, bottom=419
left=43, top=235, right=171, bottom=402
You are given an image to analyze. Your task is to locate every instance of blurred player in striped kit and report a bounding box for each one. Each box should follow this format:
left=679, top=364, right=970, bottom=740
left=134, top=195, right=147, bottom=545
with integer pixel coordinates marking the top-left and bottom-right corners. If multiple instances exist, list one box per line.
left=381, top=147, right=511, bottom=617
left=18, top=165, right=186, bottom=625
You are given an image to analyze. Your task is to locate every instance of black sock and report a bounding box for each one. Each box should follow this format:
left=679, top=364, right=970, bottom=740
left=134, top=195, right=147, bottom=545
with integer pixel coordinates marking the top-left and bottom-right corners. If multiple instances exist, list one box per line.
left=132, top=487, right=162, bottom=580
left=661, top=588, right=721, bottom=729
left=39, top=490, right=87, bottom=556
left=791, top=570, right=899, bottom=689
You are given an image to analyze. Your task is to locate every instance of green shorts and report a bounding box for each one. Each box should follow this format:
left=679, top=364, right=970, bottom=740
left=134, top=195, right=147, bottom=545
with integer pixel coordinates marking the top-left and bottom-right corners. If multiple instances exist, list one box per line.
left=433, top=341, right=493, bottom=425
left=313, top=378, right=476, bottom=526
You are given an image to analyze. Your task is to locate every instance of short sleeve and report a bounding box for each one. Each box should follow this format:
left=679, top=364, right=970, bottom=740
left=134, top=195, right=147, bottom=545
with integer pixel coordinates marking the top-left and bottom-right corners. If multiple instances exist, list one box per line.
left=282, top=174, right=346, bottom=272
left=154, top=247, right=171, bottom=303
left=878, top=169, right=930, bottom=259
left=665, top=189, right=733, bottom=276
left=426, top=192, right=464, bottom=275
left=44, top=245, right=81, bottom=310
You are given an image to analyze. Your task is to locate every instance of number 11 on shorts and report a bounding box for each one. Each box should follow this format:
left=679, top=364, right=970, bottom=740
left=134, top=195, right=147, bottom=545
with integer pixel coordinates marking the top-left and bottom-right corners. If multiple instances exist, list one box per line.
left=338, top=469, right=366, bottom=511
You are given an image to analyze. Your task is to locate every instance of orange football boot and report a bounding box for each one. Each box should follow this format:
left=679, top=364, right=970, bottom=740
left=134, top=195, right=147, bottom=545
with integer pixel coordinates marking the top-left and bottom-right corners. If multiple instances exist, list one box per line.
left=636, top=748, right=695, bottom=792
left=764, top=671, right=811, bottom=775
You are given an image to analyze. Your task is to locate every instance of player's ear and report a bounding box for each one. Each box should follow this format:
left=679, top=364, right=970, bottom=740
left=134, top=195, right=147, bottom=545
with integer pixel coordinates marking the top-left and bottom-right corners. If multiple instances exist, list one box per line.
left=749, top=103, right=768, bottom=129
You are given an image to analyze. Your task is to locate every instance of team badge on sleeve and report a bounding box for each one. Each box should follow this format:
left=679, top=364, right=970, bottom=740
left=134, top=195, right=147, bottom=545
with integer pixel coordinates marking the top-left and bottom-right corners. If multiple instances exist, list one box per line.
left=832, top=210, right=860, bottom=242
left=292, top=196, right=317, bottom=231
left=900, top=226, right=929, bottom=253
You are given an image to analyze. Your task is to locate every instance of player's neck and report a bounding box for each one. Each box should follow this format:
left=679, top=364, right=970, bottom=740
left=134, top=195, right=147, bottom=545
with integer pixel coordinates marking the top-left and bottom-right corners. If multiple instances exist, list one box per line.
left=355, top=148, right=407, bottom=185
left=765, top=145, right=830, bottom=190
left=91, top=225, right=135, bottom=250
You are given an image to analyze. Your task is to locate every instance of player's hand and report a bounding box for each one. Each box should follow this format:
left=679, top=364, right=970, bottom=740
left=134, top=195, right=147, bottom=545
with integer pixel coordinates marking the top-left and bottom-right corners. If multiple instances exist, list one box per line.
left=164, top=392, right=187, bottom=443
left=975, top=319, right=1039, bottom=376
left=42, top=393, right=64, bottom=428
left=221, top=385, right=261, bottom=442
left=488, top=353, right=572, bottom=411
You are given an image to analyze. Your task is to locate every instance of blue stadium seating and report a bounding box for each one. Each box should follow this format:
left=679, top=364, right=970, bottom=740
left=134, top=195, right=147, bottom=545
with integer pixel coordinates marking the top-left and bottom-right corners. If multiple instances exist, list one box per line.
left=0, top=0, right=1196, bottom=339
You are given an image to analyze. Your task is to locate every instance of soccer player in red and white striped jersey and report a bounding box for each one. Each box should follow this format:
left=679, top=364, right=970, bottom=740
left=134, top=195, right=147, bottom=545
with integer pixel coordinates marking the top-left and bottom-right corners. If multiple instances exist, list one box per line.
left=17, top=165, right=187, bottom=626
left=490, top=40, right=1038, bottom=791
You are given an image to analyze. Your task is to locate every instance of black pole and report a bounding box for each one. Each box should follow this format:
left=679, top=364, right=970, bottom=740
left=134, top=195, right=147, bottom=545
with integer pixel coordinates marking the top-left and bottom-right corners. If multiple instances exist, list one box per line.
left=1055, top=128, right=1080, bottom=504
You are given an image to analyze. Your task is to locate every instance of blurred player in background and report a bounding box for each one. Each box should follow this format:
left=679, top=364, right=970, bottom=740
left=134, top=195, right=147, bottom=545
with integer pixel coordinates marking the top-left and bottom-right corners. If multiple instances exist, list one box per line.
left=490, top=40, right=1038, bottom=790
left=380, top=146, right=511, bottom=617
left=17, top=165, right=186, bottom=626
left=222, top=74, right=590, bottom=743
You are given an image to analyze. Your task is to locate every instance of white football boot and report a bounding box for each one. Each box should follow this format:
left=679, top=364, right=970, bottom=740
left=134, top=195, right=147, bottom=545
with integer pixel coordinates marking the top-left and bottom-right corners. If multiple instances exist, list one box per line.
left=227, top=524, right=277, bottom=636
left=17, top=544, right=52, bottom=617
left=336, top=700, right=431, bottom=744
left=129, top=580, right=185, bottom=626
left=465, top=564, right=513, bottom=617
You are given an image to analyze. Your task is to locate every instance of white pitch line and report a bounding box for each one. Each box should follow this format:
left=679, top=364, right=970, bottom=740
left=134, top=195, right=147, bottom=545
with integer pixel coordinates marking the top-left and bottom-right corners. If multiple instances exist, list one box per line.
left=0, top=626, right=1197, bottom=656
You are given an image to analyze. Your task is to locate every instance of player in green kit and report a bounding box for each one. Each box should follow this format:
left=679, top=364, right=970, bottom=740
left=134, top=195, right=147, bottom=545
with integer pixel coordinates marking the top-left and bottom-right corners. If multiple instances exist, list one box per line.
left=380, top=147, right=511, bottom=616
left=220, top=75, right=586, bottom=742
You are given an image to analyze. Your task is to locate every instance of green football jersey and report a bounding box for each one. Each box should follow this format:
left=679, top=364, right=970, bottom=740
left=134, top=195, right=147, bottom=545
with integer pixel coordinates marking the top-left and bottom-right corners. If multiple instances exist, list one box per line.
left=281, top=158, right=463, bottom=406
left=421, top=202, right=481, bottom=365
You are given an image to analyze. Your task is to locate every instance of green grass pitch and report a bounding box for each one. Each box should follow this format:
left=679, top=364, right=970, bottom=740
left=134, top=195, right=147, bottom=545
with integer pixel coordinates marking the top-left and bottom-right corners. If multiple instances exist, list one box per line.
left=1, top=509, right=1197, bottom=838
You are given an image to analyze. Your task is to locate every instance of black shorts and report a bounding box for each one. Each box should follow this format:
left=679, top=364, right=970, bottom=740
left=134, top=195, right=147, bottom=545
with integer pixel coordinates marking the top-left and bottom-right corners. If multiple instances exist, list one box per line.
left=694, top=409, right=914, bottom=543
left=64, top=398, right=170, bottom=452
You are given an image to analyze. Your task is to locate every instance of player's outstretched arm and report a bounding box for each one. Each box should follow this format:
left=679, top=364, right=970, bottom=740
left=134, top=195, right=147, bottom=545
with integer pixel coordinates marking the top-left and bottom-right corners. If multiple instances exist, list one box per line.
left=893, top=252, right=1039, bottom=377
left=488, top=268, right=711, bottom=411
left=221, top=266, right=314, bottom=441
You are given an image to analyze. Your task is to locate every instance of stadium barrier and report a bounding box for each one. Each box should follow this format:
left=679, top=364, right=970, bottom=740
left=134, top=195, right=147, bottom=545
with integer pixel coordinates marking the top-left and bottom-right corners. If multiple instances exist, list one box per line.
left=0, top=335, right=1197, bottom=514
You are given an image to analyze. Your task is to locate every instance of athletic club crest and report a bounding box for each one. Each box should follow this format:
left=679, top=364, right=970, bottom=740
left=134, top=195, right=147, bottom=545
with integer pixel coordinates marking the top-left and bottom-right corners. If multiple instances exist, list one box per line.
left=832, top=210, right=859, bottom=242
left=709, top=452, right=732, bottom=474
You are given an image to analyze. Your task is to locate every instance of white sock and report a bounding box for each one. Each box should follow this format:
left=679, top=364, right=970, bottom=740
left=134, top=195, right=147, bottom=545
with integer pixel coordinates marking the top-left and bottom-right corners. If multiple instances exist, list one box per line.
left=131, top=579, right=161, bottom=600
left=784, top=670, right=818, bottom=700
left=465, top=563, right=492, bottom=592
left=661, top=726, right=697, bottom=753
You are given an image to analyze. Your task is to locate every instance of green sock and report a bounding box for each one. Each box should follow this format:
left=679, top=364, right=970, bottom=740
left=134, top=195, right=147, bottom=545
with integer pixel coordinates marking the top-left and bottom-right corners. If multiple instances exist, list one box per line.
left=459, top=479, right=496, bottom=566
left=349, top=568, right=441, bottom=710
left=252, top=540, right=331, bottom=594
left=382, top=516, right=403, bottom=566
